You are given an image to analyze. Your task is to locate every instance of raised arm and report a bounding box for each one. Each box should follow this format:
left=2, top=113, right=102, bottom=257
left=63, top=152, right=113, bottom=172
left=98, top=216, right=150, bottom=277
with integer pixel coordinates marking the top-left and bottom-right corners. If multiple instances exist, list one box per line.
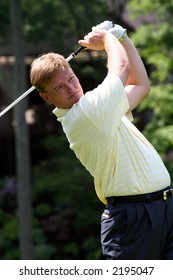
left=94, top=21, right=150, bottom=111
left=122, top=35, right=150, bottom=111
left=78, top=28, right=130, bottom=86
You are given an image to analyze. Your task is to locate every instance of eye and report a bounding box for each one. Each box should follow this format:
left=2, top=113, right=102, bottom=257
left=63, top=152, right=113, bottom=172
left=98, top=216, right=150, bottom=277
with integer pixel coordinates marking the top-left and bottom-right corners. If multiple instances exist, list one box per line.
left=52, top=84, right=63, bottom=95
left=57, top=85, right=63, bottom=90
left=68, top=76, right=74, bottom=82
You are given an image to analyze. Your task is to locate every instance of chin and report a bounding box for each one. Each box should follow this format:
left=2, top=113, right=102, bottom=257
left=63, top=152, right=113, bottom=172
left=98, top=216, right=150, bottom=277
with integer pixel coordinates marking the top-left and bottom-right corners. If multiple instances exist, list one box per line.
left=73, top=95, right=81, bottom=104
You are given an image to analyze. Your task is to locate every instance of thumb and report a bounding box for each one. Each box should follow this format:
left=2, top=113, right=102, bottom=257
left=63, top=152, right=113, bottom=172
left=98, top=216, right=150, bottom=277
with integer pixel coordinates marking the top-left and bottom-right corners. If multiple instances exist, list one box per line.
left=78, top=39, right=88, bottom=47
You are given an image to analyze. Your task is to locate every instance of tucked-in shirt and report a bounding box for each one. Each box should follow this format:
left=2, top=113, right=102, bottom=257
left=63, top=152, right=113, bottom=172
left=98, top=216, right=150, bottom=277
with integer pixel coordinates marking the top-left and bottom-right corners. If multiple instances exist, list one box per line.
left=53, top=73, right=170, bottom=204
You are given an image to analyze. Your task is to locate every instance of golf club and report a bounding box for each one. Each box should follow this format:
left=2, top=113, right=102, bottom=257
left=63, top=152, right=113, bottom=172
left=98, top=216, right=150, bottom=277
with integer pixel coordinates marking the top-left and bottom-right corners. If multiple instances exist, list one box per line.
left=0, top=45, right=85, bottom=118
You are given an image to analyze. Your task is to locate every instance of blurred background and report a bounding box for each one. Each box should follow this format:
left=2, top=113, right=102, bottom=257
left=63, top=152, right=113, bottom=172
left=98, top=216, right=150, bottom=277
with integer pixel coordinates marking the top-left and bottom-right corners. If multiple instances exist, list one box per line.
left=0, top=0, right=173, bottom=260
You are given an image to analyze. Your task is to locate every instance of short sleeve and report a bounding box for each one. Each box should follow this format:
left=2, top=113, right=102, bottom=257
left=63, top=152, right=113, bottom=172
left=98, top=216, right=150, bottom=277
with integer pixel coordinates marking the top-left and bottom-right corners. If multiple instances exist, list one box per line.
left=79, top=73, right=130, bottom=137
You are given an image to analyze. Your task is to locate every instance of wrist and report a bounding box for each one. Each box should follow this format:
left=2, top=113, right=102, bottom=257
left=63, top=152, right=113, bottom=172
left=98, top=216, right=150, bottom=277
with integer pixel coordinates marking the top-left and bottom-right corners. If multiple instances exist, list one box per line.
left=109, top=24, right=127, bottom=41
left=119, top=29, right=127, bottom=42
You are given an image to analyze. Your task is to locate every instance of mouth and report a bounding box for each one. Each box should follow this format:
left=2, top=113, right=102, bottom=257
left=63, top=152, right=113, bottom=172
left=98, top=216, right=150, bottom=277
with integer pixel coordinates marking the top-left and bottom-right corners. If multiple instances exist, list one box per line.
left=68, top=91, right=79, bottom=100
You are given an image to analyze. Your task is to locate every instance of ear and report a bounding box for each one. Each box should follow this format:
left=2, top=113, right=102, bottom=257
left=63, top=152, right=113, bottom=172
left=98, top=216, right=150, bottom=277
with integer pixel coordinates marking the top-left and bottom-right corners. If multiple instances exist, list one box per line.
left=39, top=92, right=53, bottom=104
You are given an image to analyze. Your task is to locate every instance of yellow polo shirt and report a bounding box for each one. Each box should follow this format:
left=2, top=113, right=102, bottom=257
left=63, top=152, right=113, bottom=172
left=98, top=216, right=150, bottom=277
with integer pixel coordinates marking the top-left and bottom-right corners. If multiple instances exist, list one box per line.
left=53, top=73, right=170, bottom=204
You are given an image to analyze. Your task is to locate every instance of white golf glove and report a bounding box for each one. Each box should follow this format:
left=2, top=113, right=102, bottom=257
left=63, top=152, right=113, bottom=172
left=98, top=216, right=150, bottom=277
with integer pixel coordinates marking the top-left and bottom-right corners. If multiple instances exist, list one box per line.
left=95, top=20, right=114, bottom=30
left=95, top=20, right=127, bottom=41
left=109, top=24, right=127, bottom=41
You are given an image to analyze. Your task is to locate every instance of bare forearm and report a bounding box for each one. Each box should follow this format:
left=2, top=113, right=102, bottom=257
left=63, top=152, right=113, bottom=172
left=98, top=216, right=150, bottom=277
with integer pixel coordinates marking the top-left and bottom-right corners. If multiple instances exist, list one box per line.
left=122, top=36, right=149, bottom=87
left=104, top=34, right=130, bottom=85
left=122, top=35, right=150, bottom=110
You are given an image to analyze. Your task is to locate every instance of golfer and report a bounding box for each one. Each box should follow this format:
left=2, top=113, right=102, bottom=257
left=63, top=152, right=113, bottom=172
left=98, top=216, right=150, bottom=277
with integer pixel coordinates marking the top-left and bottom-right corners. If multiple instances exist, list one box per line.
left=30, top=23, right=173, bottom=259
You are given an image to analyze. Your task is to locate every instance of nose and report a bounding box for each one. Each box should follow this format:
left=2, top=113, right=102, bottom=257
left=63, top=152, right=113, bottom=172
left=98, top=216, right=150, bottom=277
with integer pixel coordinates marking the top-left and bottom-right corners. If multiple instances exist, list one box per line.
left=65, top=82, right=74, bottom=93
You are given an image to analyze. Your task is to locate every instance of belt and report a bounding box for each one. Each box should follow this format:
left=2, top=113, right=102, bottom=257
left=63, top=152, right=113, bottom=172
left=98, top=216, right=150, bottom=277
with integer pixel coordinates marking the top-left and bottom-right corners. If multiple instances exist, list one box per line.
left=106, top=187, right=173, bottom=204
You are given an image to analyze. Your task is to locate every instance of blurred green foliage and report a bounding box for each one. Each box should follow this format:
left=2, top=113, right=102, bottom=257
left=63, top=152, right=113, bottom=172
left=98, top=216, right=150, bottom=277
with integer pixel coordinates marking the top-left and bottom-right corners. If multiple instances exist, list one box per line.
left=0, top=0, right=110, bottom=55
left=0, top=134, right=103, bottom=259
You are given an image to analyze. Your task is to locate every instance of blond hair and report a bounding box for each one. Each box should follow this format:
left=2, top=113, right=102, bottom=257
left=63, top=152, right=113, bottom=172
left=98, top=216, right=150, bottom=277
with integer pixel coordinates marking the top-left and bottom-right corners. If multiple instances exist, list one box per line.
left=30, top=52, right=70, bottom=92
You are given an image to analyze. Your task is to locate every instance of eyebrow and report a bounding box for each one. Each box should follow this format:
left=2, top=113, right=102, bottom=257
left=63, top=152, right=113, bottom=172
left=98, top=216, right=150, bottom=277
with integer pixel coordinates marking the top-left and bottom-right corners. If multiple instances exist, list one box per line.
left=52, top=83, right=63, bottom=92
left=52, top=73, right=74, bottom=92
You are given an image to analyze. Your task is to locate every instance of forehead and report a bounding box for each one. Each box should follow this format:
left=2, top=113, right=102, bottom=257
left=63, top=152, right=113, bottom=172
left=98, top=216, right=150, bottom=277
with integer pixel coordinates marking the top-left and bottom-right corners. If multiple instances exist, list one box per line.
left=55, top=67, right=74, bottom=79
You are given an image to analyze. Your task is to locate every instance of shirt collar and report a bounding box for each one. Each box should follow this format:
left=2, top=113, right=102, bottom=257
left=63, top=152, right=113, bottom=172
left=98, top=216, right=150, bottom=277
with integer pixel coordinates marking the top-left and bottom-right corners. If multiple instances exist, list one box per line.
left=52, top=107, right=69, bottom=118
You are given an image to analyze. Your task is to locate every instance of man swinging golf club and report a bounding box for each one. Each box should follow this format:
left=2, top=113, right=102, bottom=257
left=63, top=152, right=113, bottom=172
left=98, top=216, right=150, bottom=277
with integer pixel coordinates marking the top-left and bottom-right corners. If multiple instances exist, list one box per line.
left=30, top=21, right=173, bottom=260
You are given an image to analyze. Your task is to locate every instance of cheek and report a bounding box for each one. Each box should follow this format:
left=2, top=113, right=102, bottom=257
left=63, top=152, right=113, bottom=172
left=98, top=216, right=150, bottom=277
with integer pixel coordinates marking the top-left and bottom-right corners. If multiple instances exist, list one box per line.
left=74, top=80, right=82, bottom=91
left=53, top=93, right=68, bottom=106
left=40, top=92, right=53, bottom=104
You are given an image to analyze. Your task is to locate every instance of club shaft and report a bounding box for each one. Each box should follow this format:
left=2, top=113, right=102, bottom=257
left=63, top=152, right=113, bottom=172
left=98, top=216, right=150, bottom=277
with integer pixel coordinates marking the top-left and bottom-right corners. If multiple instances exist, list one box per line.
left=0, top=86, right=35, bottom=117
left=0, top=46, right=85, bottom=118
left=66, top=46, right=85, bottom=62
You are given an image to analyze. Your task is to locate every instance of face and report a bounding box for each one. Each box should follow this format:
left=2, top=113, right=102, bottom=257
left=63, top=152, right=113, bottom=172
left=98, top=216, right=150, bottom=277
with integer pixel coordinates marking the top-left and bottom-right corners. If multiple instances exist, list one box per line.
left=40, top=68, right=84, bottom=109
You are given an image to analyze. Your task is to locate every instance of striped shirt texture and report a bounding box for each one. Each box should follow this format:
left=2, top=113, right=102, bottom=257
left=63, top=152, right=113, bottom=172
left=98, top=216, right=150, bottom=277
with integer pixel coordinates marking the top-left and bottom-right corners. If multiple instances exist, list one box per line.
left=53, top=73, right=170, bottom=204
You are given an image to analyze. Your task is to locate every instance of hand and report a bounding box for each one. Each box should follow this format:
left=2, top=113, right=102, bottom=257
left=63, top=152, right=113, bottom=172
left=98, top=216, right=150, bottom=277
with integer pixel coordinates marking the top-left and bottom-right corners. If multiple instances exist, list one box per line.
left=78, top=28, right=109, bottom=51
left=94, top=20, right=113, bottom=30
left=94, top=20, right=127, bottom=41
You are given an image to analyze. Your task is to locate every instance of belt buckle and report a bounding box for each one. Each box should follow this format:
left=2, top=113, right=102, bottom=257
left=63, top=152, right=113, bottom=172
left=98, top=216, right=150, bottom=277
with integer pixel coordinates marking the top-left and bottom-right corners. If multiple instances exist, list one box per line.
left=163, top=188, right=173, bottom=200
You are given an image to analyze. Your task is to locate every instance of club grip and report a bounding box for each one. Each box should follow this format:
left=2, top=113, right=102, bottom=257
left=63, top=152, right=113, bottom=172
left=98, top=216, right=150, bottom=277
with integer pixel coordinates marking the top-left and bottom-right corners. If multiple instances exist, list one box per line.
left=72, top=46, right=85, bottom=57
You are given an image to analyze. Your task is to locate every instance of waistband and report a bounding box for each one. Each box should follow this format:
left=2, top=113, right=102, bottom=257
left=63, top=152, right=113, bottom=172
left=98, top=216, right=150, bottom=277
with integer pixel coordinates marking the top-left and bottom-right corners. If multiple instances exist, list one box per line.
left=106, top=187, right=173, bottom=204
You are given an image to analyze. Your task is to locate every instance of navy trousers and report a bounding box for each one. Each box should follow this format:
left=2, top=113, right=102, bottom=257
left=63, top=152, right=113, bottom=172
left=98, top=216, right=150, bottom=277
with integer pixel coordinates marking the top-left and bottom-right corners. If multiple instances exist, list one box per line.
left=101, top=197, right=173, bottom=259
